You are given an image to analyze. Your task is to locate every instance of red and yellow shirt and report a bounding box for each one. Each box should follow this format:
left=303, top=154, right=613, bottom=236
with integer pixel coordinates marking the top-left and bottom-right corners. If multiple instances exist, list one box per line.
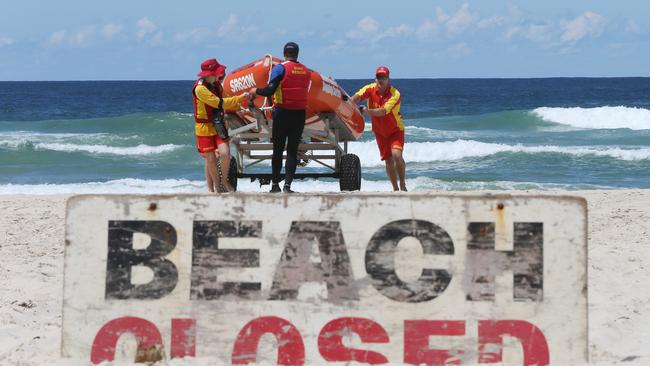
left=193, top=82, right=247, bottom=137
left=354, top=83, right=404, bottom=137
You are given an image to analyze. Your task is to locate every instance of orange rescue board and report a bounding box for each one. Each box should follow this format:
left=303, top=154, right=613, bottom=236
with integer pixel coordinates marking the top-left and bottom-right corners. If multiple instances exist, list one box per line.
left=222, top=55, right=365, bottom=141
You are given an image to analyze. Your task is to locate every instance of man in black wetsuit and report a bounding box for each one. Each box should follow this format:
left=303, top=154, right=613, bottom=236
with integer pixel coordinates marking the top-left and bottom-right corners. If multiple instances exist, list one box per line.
left=249, top=42, right=311, bottom=193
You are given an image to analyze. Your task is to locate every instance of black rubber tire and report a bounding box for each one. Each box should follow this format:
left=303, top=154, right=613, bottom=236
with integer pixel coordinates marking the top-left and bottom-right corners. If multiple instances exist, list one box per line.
left=228, top=156, right=238, bottom=192
left=339, top=153, right=361, bottom=191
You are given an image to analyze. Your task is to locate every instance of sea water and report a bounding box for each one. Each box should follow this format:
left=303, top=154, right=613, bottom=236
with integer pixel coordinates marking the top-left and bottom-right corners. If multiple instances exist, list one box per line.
left=1, top=78, right=649, bottom=194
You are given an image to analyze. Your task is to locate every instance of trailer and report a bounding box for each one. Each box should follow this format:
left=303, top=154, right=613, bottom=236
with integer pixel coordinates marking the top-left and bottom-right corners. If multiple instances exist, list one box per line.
left=221, top=55, right=365, bottom=192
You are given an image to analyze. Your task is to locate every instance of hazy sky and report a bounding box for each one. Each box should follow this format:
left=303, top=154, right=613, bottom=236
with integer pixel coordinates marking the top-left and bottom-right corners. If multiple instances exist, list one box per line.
left=1, top=0, right=648, bottom=80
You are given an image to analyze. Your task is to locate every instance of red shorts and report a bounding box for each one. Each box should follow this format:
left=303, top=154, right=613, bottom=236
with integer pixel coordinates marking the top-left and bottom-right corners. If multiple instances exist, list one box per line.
left=196, top=135, right=226, bottom=154
left=375, top=130, right=404, bottom=161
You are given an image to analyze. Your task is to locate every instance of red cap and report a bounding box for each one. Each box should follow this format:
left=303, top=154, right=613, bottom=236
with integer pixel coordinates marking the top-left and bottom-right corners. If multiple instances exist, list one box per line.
left=375, top=66, right=390, bottom=77
left=197, top=58, right=227, bottom=78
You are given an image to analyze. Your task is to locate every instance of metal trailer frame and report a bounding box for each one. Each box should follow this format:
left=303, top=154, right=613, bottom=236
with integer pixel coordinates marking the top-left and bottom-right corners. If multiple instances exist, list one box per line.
left=224, top=106, right=362, bottom=190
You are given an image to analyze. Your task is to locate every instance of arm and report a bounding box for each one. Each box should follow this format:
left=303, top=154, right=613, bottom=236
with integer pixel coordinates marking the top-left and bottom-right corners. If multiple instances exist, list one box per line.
left=352, top=83, right=383, bottom=116
left=350, top=94, right=370, bottom=115
left=195, top=85, right=247, bottom=110
left=252, top=64, right=284, bottom=97
left=364, top=107, right=388, bottom=117
left=351, top=83, right=372, bottom=104
left=365, top=88, right=400, bottom=116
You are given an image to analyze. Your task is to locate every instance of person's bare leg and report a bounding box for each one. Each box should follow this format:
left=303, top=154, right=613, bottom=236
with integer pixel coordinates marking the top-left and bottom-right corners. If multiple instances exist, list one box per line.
left=218, top=143, right=234, bottom=192
left=204, top=158, right=215, bottom=192
left=384, top=157, right=399, bottom=191
left=392, top=148, right=407, bottom=191
left=205, top=151, right=220, bottom=193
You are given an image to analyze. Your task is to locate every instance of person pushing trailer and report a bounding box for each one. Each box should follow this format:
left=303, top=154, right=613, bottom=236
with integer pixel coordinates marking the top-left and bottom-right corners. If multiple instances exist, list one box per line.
left=220, top=45, right=365, bottom=192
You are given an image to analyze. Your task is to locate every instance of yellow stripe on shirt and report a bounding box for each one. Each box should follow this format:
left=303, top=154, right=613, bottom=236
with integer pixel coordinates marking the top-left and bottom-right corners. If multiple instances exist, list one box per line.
left=194, top=85, right=246, bottom=136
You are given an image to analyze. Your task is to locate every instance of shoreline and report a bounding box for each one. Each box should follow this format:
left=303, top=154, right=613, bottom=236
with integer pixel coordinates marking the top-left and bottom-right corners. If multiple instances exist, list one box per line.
left=1, top=190, right=649, bottom=365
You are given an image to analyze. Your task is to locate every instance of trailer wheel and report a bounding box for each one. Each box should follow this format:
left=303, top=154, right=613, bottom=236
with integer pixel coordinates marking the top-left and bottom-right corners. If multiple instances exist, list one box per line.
left=339, top=153, right=361, bottom=191
left=228, top=156, right=238, bottom=192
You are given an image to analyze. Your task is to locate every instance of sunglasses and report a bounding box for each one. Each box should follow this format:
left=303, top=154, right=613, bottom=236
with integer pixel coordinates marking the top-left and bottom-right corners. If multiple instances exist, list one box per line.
left=376, top=75, right=389, bottom=81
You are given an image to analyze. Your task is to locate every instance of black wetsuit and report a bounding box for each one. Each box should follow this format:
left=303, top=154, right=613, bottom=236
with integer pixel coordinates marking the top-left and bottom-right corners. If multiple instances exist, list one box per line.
left=255, top=61, right=306, bottom=186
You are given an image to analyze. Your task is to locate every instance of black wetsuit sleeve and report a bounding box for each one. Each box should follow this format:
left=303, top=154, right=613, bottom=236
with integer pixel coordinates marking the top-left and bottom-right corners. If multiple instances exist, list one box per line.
left=256, top=65, right=284, bottom=96
left=255, top=74, right=282, bottom=96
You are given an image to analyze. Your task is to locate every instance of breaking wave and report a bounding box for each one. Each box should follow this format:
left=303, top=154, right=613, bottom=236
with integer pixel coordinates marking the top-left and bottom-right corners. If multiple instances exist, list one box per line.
left=532, top=106, right=650, bottom=130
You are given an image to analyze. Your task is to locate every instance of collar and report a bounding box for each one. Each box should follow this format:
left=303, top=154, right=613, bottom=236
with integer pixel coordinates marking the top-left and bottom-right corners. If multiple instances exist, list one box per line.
left=376, top=84, right=391, bottom=96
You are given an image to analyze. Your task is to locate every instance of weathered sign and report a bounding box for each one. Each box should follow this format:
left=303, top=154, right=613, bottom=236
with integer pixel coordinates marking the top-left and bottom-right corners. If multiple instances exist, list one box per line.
left=63, top=194, right=587, bottom=365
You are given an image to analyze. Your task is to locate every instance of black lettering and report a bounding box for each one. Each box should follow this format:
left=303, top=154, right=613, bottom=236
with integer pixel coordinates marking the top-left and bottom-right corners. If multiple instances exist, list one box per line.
left=465, top=222, right=543, bottom=301
left=269, top=221, right=358, bottom=301
left=105, top=220, right=178, bottom=299
left=365, top=220, right=454, bottom=303
left=191, top=221, right=261, bottom=300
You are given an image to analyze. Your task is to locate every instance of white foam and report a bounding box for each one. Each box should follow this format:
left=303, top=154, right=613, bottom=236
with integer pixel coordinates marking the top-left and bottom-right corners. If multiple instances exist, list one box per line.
left=0, top=131, right=182, bottom=156
left=532, top=106, right=650, bottom=130
left=0, top=178, right=204, bottom=195
left=0, top=131, right=140, bottom=150
left=0, top=131, right=94, bottom=139
left=169, top=112, right=194, bottom=117
left=404, top=125, right=474, bottom=139
left=0, top=176, right=607, bottom=195
left=0, top=131, right=100, bottom=147
left=363, top=123, right=470, bottom=139
left=525, top=145, right=650, bottom=160
left=347, top=139, right=650, bottom=167
left=34, top=143, right=183, bottom=155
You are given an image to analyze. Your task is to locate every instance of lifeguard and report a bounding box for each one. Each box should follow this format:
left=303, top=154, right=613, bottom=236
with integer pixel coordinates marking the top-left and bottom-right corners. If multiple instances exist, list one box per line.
left=193, top=58, right=251, bottom=192
left=351, top=66, right=407, bottom=191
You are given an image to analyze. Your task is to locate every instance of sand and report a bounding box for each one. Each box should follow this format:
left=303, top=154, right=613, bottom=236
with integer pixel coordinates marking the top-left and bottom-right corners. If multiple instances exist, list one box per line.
left=1, top=191, right=649, bottom=365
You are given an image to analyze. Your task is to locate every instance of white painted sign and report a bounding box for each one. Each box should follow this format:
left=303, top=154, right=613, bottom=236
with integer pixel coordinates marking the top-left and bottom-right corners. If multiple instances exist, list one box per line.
left=62, top=194, right=587, bottom=365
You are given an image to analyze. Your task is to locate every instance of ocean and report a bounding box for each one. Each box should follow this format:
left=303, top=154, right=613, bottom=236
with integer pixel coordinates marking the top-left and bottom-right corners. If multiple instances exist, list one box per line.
left=1, top=78, right=649, bottom=194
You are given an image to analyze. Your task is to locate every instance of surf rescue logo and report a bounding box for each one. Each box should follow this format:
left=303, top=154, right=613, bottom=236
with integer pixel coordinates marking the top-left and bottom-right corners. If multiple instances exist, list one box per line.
left=230, top=73, right=256, bottom=93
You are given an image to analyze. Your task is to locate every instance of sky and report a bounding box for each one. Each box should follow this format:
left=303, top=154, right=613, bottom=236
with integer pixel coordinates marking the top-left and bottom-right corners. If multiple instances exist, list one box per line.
left=0, top=0, right=649, bottom=80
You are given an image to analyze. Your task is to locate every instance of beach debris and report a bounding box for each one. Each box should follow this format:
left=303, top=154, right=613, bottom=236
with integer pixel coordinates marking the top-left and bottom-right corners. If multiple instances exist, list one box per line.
left=134, top=344, right=164, bottom=364
left=18, top=300, right=35, bottom=309
left=622, top=355, right=640, bottom=362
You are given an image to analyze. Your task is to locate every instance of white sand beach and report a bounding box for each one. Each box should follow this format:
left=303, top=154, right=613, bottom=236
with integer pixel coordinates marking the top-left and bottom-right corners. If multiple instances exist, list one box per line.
left=1, top=191, right=649, bottom=365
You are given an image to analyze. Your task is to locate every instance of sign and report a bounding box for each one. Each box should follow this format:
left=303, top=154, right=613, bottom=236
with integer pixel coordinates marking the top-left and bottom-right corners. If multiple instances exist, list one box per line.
left=62, top=194, right=587, bottom=365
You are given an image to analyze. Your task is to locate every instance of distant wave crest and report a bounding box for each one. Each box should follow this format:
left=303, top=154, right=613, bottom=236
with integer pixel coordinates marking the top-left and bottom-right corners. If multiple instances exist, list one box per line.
left=348, top=139, right=650, bottom=166
left=532, top=106, right=650, bottom=130
left=35, top=143, right=183, bottom=155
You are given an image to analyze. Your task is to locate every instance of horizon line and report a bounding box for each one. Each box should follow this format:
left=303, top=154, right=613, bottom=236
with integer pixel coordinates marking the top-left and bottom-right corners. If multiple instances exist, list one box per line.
left=2, top=76, right=650, bottom=82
